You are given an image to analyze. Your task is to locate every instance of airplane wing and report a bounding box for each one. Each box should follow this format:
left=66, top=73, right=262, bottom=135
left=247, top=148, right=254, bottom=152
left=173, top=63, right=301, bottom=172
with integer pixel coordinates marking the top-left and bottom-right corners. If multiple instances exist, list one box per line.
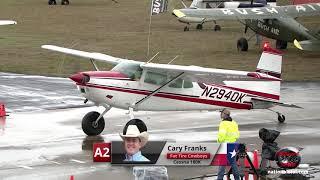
left=174, top=3, right=320, bottom=20
left=0, top=20, right=17, bottom=26
left=141, top=62, right=280, bottom=84
left=41, top=45, right=124, bottom=65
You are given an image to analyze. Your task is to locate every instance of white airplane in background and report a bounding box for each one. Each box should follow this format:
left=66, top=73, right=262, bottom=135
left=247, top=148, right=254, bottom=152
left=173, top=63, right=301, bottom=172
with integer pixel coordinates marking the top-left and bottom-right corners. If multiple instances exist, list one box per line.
left=176, top=0, right=276, bottom=31
left=0, top=20, right=16, bottom=26
left=42, top=44, right=299, bottom=136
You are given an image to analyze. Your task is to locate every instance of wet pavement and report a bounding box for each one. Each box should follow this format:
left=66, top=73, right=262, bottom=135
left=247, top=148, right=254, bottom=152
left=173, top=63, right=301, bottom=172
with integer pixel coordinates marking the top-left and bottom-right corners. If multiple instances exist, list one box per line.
left=0, top=73, right=320, bottom=180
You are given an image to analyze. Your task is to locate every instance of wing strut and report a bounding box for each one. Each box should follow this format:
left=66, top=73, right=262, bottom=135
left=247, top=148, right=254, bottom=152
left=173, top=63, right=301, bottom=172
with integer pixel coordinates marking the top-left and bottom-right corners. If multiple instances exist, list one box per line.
left=132, top=72, right=185, bottom=109
left=90, top=59, right=100, bottom=71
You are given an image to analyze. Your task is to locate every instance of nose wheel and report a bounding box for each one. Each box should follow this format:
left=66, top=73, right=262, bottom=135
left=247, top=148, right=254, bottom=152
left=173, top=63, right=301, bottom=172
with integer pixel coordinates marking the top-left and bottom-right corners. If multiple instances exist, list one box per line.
left=82, top=111, right=105, bottom=136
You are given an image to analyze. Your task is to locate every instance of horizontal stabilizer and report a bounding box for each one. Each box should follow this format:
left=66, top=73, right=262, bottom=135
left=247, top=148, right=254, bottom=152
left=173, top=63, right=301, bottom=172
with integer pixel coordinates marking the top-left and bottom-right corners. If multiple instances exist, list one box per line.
left=251, top=98, right=302, bottom=109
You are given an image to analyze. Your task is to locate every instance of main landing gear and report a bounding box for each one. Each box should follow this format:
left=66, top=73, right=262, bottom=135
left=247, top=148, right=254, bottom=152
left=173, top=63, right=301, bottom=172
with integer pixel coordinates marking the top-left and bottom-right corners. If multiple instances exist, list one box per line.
left=82, top=105, right=111, bottom=136
left=183, top=22, right=221, bottom=31
left=48, top=0, right=69, bottom=5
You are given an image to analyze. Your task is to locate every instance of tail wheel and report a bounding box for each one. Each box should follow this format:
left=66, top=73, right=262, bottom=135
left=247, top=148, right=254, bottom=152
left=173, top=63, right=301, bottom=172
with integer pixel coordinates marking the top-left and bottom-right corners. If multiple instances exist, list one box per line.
left=61, top=0, right=70, bottom=5
left=237, top=37, right=248, bottom=51
left=82, top=111, right=105, bottom=136
left=278, top=114, right=285, bottom=123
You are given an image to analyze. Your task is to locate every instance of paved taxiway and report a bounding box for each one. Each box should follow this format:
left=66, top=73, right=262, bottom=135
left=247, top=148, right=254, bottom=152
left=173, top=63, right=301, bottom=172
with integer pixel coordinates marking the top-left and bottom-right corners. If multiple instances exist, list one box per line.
left=0, top=73, right=320, bottom=179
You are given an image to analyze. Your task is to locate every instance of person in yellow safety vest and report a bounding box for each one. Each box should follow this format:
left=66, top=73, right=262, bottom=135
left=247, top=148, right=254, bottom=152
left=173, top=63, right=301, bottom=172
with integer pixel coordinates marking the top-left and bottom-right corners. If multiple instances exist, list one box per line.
left=217, top=108, right=240, bottom=180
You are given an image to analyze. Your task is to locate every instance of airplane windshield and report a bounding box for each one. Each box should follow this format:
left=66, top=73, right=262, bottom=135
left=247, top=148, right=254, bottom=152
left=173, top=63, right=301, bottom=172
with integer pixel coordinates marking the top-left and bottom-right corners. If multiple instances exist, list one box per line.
left=111, top=62, right=142, bottom=80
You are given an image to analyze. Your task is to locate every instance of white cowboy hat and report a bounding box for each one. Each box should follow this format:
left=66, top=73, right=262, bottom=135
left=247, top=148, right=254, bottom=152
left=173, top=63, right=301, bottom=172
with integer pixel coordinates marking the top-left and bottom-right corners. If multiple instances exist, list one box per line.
left=120, top=119, right=149, bottom=147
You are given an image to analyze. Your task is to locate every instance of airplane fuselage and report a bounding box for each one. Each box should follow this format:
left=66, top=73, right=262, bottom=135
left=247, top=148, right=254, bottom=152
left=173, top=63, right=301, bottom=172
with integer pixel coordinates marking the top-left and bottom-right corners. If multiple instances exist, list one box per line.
left=70, top=69, right=280, bottom=111
left=245, top=18, right=314, bottom=42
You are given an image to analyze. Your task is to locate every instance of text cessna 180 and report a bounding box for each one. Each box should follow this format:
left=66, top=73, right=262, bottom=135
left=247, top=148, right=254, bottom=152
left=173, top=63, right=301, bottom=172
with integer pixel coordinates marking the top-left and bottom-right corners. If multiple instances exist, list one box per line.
left=42, top=44, right=299, bottom=136
left=173, top=3, right=320, bottom=51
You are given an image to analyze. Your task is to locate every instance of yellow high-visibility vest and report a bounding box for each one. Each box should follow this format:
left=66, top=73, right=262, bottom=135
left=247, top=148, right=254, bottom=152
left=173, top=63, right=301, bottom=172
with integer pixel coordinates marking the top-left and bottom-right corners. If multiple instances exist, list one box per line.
left=217, top=120, right=240, bottom=143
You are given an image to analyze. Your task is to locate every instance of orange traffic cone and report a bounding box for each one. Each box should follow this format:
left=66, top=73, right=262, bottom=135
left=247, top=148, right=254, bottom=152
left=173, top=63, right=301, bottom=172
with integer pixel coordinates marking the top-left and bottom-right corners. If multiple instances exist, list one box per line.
left=0, top=103, right=6, bottom=117
left=70, top=175, right=74, bottom=180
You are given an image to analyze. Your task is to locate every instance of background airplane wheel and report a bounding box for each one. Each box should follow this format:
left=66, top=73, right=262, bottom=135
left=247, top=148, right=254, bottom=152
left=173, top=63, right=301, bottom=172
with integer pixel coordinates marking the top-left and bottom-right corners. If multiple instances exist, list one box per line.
left=48, top=0, right=57, bottom=5
left=184, top=26, right=189, bottom=31
left=276, top=40, right=287, bottom=49
left=196, top=24, right=203, bottom=30
left=82, top=111, right=105, bottom=136
left=278, top=114, right=285, bottom=123
left=61, top=0, right=69, bottom=5
left=237, top=37, right=248, bottom=51
left=214, top=25, right=221, bottom=31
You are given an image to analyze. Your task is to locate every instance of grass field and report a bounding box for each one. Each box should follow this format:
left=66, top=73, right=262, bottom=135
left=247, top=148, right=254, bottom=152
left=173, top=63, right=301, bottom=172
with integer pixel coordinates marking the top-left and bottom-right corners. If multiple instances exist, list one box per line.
left=0, top=0, right=319, bottom=80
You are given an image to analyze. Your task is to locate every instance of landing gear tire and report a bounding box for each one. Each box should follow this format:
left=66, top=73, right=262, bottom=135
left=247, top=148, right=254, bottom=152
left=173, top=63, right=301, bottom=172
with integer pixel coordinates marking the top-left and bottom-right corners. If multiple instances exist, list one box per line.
left=237, top=37, right=248, bottom=51
left=82, top=111, right=105, bottom=136
left=277, top=113, right=285, bottom=123
left=196, top=24, right=203, bottom=30
left=61, top=0, right=69, bottom=5
left=214, top=25, right=221, bottom=31
left=48, top=0, right=57, bottom=5
left=184, top=26, right=189, bottom=31
left=276, top=40, right=287, bottom=49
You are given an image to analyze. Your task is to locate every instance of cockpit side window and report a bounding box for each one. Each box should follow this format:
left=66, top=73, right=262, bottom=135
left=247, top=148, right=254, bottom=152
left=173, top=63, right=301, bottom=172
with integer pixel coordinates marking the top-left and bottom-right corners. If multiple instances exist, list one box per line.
left=111, top=62, right=142, bottom=80
left=144, top=71, right=167, bottom=85
left=169, top=78, right=183, bottom=88
left=183, top=80, right=193, bottom=88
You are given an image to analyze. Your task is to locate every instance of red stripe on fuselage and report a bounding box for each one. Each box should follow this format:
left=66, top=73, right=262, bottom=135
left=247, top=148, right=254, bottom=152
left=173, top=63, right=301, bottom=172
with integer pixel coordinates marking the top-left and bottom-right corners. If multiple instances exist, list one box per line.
left=210, top=84, right=279, bottom=100
left=83, top=83, right=252, bottom=109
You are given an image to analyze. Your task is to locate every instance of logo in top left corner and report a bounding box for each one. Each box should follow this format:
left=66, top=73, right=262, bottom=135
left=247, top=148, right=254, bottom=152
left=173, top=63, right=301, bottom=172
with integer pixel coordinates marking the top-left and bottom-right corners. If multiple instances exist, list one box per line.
left=93, top=143, right=111, bottom=162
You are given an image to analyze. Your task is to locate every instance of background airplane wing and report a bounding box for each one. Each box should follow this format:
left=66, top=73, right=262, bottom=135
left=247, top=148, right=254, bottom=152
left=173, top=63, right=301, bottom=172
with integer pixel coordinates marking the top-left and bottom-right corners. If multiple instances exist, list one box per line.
left=141, top=63, right=280, bottom=84
left=0, top=20, right=17, bottom=26
left=175, top=3, right=320, bottom=20
left=41, top=45, right=124, bottom=65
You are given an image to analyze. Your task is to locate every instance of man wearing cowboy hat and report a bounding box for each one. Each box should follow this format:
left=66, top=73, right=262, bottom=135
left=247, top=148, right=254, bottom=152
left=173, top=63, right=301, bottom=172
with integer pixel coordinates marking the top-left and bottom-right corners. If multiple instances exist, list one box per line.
left=217, top=108, right=240, bottom=180
left=120, top=119, right=150, bottom=162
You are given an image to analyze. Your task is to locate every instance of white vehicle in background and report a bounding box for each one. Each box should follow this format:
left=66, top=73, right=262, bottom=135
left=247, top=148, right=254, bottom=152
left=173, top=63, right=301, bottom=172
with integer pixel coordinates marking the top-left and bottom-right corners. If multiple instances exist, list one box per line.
left=0, top=20, right=16, bottom=26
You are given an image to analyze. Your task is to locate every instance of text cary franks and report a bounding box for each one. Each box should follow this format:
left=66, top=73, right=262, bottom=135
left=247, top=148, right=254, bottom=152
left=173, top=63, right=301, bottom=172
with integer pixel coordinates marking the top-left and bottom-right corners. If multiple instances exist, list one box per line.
left=167, top=145, right=207, bottom=152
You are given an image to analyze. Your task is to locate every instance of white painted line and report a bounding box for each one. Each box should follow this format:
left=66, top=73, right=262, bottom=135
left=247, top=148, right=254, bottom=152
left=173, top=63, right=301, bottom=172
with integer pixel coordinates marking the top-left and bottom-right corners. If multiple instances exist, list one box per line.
left=17, top=165, right=33, bottom=169
left=70, top=159, right=85, bottom=164
left=49, top=160, right=61, bottom=165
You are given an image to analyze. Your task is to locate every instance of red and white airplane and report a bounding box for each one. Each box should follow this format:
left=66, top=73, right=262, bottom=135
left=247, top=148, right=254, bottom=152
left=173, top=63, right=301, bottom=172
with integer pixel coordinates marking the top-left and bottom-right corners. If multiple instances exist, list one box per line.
left=42, top=44, right=299, bottom=136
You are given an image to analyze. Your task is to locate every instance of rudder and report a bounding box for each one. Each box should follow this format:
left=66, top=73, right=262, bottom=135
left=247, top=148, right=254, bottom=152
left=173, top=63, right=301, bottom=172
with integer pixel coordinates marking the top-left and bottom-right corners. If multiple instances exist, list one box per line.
left=256, top=47, right=283, bottom=78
